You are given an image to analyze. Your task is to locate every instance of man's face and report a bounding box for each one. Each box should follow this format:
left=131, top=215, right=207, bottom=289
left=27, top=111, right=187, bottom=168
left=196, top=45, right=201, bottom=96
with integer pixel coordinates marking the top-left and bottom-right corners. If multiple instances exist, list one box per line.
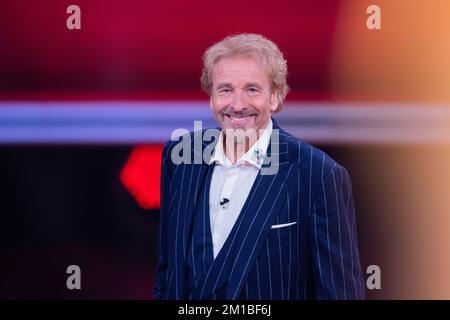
left=209, top=56, right=278, bottom=134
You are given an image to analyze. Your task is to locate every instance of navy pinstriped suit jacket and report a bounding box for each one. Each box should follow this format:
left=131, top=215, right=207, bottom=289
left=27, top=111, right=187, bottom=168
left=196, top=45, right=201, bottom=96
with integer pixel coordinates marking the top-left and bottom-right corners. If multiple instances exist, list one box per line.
left=154, top=119, right=365, bottom=300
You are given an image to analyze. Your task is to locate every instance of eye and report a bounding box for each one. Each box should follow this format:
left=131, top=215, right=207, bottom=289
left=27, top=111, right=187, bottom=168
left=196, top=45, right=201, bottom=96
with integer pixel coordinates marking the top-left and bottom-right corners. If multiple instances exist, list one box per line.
left=247, top=87, right=258, bottom=93
left=219, top=88, right=231, bottom=93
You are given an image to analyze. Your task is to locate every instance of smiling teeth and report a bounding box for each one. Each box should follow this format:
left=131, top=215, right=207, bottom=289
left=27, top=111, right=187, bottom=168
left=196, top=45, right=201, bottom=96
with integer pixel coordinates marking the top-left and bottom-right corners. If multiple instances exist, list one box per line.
left=230, top=116, right=249, bottom=121
left=228, top=115, right=252, bottom=118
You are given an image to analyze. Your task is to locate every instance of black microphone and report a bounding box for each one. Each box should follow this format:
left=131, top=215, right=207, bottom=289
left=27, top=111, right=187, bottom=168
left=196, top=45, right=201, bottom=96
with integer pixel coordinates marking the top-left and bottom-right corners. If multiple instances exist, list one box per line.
left=220, top=198, right=230, bottom=208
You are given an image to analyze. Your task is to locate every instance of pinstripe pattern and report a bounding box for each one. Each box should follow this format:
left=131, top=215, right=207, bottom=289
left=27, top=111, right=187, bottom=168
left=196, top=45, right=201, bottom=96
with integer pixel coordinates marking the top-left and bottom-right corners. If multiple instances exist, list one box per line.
left=286, top=195, right=291, bottom=300
left=322, top=155, right=338, bottom=298
left=154, top=118, right=365, bottom=300
left=186, top=164, right=215, bottom=299
left=256, top=260, right=261, bottom=300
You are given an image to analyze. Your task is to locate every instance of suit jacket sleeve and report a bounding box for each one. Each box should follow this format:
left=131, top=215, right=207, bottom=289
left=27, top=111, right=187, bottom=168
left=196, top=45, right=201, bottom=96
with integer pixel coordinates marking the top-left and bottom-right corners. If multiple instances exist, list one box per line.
left=309, top=164, right=365, bottom=299
left=153, top=141, right=173, bottom=300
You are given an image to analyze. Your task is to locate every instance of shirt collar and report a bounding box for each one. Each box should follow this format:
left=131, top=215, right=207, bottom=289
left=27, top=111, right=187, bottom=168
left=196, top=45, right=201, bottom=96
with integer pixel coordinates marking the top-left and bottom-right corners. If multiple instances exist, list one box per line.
left=209, top=118, right=273, bottom=169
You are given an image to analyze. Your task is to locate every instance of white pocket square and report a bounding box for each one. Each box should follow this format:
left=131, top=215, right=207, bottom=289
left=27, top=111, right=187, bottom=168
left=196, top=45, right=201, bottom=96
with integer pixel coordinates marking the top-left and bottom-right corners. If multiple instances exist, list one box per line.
left=270, top=221, right=298, bottom=229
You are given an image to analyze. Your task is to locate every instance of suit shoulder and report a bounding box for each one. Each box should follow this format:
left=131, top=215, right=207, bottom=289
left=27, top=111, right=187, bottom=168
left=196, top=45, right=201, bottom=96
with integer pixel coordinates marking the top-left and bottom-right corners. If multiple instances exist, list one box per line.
left=164, top=128, right=219, bottom=148
left=280, top=130, right=346, bottom=173
left=162, top=128, right=220, bottom=166
left=162, top=129, right=200, bottom=152
left=280, top=133, right=351, bottom=204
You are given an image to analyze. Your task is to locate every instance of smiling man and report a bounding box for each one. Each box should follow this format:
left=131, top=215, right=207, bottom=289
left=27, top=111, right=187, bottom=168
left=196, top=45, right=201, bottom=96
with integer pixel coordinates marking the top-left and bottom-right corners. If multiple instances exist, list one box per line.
left=154, top=33, right=365, bottom=300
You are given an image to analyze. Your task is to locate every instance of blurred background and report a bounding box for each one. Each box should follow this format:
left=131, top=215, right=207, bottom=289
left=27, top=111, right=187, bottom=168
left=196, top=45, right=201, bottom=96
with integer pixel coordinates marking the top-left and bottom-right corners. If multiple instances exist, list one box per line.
left=1, top=0, right=450, bottom=299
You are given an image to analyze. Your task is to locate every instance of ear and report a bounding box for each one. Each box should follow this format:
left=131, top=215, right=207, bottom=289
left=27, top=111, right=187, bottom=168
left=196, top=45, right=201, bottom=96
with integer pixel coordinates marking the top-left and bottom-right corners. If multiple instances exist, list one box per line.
left=209, top=96, right=214, bottom=110
left=269, top=91, right=278, bottom=112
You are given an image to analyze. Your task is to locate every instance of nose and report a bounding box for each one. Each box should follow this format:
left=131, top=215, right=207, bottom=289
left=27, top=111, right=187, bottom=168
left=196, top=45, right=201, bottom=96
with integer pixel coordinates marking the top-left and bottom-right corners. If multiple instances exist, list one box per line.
left=231, top=91, right=247, bottom=112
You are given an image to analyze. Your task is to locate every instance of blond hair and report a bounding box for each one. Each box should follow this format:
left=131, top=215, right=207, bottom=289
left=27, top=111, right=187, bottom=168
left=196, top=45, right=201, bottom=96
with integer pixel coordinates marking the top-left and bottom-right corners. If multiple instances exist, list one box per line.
left=200, top=33, right=289, bottom=112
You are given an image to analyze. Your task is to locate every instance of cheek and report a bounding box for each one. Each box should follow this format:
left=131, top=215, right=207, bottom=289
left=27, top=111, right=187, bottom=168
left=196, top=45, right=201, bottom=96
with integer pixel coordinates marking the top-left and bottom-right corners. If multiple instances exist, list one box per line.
left=211, top=97, right=226, bottom=112
left=251, top=98, right=273, bottom=114
left=216, top=98, right=236, bottom=114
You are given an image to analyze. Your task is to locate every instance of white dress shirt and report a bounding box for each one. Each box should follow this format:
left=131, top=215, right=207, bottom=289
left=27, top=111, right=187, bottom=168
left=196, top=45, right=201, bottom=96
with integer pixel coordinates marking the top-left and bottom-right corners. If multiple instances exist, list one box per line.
left=208, top=119, right=273, bottom=259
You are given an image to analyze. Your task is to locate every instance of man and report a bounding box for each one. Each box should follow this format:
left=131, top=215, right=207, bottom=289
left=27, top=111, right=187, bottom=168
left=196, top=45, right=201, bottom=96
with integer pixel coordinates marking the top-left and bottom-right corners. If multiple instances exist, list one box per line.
left=154, top=33, right=365, bottom=300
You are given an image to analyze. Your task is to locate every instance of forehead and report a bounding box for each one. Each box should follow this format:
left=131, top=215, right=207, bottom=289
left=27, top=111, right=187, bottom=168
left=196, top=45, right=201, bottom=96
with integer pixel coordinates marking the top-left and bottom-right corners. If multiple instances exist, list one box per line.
left=211, top=56, right=270, bottom=86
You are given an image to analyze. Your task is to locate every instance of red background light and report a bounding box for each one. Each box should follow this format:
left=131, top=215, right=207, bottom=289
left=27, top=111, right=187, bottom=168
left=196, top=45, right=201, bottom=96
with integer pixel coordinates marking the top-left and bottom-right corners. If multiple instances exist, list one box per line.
left=120, top=144, right=163, bottom=209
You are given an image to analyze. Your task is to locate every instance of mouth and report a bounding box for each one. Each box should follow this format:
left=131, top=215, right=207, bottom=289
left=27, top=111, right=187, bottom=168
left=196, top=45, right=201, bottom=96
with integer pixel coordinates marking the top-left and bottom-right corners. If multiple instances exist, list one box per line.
left=223, top=114, right=256, bottom=126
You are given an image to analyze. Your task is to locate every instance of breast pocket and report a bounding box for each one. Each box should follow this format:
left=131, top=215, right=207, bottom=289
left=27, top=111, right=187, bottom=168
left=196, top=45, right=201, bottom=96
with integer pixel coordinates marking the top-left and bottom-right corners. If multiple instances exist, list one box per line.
left=263, top=219, right=300, bottom=278
left=270, top=221, right=298, bottom=230
left=267, top=220, right=298, bottom=245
